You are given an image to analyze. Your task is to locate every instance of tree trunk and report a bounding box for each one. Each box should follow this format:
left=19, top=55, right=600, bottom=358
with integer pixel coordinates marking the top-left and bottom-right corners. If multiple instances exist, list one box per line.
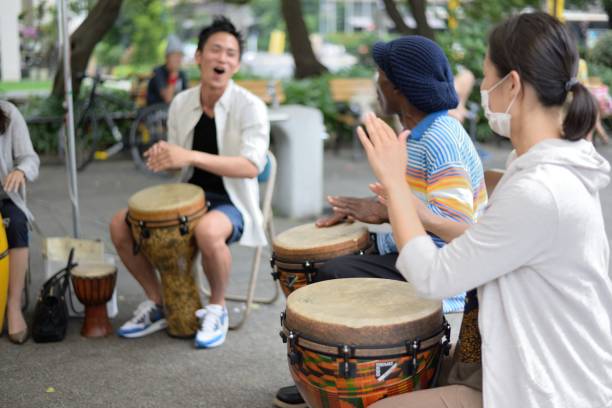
left=382, top=0, right=412, bottom=34
left=604, top=0, right=612, bottom=29
left=52, top=0, right=123, bottom=99
left=406, top=0, right=435, bottom=40
left=281, top=0, right=327, bottom=79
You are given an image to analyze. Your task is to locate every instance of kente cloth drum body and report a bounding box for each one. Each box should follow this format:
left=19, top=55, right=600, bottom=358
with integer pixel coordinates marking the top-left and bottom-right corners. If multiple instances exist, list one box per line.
left=0, top=216, right=9, bottom=331
left=272, top=223, right=373, bottom=297
left=281, top=278, right=450, bottom=408
left=71, top=263, right=117, bottom=338
left=127, top=183, right=206, bottom=338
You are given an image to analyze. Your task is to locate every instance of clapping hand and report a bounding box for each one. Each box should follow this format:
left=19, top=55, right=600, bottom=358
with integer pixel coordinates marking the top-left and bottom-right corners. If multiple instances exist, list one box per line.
left=357, top=112, right=409, bottom=189
left=144, top=141, right=191, bottom=172
left=315, top=196, right=388, bottom=227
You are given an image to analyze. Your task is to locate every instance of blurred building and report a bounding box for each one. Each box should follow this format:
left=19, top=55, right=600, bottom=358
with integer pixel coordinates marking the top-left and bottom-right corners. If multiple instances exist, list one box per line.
left=0, top=0, right=23, bottom=80
left=318, top=0, right=449, bottom=34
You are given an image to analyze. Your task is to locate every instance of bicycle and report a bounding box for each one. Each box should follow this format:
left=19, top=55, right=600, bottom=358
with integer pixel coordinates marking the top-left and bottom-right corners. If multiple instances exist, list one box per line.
left=129, top=102, right=169, bottom=172
left=72, top=72, right=169, bottom=172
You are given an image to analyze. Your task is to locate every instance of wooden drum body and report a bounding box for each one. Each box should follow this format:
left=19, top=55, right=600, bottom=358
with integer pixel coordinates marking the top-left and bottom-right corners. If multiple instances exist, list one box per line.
left=127, top=183, right=206, bottom=338
left=272, top=223, right=373, bottom=297
left=71, top=263, right=117, bottom=338
left=281, top=278, right=450, bottom=408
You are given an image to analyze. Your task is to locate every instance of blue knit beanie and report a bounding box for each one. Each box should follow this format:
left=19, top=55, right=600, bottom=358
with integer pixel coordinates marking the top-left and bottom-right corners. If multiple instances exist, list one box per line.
left=372, top=36, right=458, bottom=113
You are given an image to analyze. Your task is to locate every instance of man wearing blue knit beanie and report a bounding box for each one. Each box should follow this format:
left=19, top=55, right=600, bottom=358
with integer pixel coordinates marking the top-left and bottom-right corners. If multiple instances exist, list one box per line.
left=273, top=36, right=488, bottom=408
left=373, top=35, right=459, bottom=113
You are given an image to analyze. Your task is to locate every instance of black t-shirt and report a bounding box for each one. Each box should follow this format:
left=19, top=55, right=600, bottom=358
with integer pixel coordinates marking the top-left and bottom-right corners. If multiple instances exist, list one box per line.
left=146, top=65, right=188, bottom=106
left=188, top=112, right=227, bottom=196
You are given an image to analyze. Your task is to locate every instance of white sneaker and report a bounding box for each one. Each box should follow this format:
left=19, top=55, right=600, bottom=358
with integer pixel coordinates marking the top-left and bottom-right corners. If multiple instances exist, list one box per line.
left=194, top=304, right=228, bottom=348
left=117, top=300, right=167, bottom=338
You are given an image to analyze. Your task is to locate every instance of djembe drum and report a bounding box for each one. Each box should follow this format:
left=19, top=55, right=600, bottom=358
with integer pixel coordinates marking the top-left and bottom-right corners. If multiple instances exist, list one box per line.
left=126, top=183, right=206, bottom=338
left=281, top=278, right=450, bottom=408
left=271, top=222, right=373, bottom=297
left=71, top=262, right=117, bottom=338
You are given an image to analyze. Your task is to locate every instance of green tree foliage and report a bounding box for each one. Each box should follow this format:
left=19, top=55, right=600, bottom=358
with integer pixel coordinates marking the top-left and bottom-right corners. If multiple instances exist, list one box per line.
left=462, top=0, right=540, bottom=22
left=283, top=76, right=337, bottom=129
left=130, top=1, right=172, bottom=65
left=437, top=20, right=489, bottom=79
left=246, top=0, right=320, bottom=52
left=250, top=0, right=284, bottom=51
left=95, top=0, right=173, bottom=68
left=591, top=31, right=612, bottom=67
left=589, top=63, right=612, bottom=89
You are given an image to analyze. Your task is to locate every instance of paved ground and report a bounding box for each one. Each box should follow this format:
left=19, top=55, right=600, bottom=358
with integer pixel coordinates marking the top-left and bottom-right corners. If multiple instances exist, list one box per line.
left=1, top=141, right=611, bottom=408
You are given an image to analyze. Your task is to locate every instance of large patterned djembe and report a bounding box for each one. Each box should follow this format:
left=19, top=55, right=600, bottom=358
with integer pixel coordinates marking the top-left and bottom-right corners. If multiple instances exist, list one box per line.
left=281, top=278, right=451, bottom=408
left=126, top=183, right=206, bottom=338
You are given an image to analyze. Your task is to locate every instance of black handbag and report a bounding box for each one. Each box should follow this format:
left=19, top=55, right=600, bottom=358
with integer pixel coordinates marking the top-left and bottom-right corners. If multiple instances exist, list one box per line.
left=31, top=249, right=77, bottom=343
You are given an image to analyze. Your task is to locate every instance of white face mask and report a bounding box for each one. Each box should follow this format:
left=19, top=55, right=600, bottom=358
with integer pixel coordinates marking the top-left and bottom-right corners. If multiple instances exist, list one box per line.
left=480, top=73, right=518, bottom=138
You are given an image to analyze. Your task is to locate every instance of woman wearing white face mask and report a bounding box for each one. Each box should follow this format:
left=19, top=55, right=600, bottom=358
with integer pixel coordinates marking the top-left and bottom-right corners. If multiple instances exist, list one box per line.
left=363, top=12, right=612, bottom=408
left=480, top=72, right=519, bottom=138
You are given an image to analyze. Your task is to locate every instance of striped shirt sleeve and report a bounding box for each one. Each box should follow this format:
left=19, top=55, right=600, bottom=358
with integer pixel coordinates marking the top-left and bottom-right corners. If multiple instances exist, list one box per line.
left=423, top=131, right=477, bottom=225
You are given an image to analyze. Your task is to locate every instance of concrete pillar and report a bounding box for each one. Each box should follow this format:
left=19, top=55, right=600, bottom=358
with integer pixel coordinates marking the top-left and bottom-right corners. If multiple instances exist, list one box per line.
left=0, top=0, right=22, bottom=81
left=271, top=105, right=325, bottom=218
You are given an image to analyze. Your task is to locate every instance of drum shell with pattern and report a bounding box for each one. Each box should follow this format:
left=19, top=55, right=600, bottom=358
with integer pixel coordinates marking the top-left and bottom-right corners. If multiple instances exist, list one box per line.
left=127, top=183, right=206, bottom=338
left=281, top=278, right=449, bottom=408
left=71, top=263, right=117, bottom=338
left=272, top=223, right=373, bottom=297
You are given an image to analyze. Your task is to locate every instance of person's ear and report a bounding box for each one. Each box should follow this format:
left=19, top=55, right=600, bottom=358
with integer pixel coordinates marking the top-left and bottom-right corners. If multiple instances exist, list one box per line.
left=508, top=70, right=522, bottom=97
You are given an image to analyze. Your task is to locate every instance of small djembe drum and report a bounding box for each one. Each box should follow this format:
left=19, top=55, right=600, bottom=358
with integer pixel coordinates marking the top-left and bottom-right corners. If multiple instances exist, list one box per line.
left=71, top=262, right=117, bottom=338
left=271, top=222, right=373, bottom=297
left=126, top=183, right=206, bottom=338
left=281, top=278, right=450, bottom=408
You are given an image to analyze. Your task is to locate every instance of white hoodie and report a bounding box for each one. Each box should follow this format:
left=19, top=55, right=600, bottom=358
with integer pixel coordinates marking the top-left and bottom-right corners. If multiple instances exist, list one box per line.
left=397, top=139, right=612, bottom=408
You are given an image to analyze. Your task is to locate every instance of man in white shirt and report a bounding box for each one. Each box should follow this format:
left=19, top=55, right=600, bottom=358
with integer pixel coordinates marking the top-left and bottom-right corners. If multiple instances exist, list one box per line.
left=109, top=16, right=269, bottom=348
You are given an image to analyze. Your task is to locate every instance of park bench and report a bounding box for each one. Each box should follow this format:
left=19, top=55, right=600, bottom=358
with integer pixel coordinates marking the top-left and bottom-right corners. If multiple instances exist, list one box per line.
left=328, top=77, right=376, bottom=157
left=235, top=79, right=285, bottom=107
left=131, top=76, right=285, bottom=108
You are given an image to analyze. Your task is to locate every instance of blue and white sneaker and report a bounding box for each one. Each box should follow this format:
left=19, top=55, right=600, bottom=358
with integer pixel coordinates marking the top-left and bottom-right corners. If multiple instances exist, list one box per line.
left=194, top=304, right=228, bottom=349
left=117, top=300, right=167, bottom=338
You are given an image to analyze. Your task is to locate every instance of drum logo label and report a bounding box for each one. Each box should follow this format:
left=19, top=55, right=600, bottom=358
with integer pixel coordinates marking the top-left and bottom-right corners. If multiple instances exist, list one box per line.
left=375, top=361, right=396, bottom=381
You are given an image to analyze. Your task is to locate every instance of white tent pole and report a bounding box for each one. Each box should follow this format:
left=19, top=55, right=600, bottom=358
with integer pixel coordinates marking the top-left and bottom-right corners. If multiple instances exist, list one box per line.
left=57, top=0, right=81, bottom=238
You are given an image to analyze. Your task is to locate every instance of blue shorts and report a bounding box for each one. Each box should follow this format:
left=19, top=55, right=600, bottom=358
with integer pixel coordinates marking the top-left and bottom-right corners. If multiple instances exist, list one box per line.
left=205, top=192, right=244, bottom=244
left=0, top=199, right=29, bottom=249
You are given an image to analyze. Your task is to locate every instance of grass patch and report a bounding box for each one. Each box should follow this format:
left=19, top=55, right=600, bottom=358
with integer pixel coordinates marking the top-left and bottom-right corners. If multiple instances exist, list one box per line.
left=0, top=80, right=52, bottom=93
